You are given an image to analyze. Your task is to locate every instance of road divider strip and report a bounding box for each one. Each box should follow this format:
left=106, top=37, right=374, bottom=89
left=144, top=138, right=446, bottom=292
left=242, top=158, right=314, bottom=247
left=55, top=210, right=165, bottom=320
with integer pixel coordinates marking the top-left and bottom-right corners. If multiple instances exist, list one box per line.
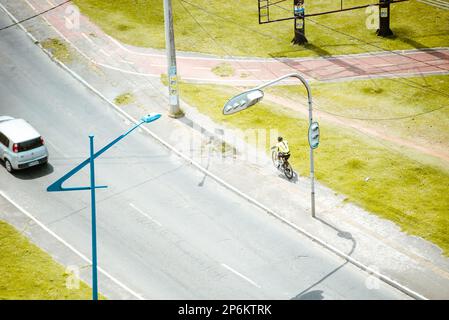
left=1, top=2, right=427, bottom=300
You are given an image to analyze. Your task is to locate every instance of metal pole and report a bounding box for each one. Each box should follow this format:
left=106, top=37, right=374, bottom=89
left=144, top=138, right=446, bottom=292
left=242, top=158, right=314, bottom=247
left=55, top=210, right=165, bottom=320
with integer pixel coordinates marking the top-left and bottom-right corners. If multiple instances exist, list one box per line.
left=163, top=0, right=183, bottom=118
left=254, top=73, right=316, bottom=217
left=377, top=0, right=393, bottom=37
left=307, top=97, right=316, bottom=218
left=89, top=135, right=98, bottom=300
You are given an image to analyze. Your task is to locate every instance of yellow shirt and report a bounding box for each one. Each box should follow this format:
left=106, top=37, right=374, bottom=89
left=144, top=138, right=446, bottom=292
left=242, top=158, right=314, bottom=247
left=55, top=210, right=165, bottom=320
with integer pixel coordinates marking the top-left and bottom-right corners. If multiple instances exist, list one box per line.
left=276, top=140, right=290, bottom=153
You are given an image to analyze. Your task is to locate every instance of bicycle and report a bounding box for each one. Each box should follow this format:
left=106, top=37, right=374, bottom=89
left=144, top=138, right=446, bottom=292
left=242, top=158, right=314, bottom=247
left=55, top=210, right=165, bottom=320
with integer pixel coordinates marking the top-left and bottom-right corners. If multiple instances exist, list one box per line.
left=271, top=147, right=294, bottom=180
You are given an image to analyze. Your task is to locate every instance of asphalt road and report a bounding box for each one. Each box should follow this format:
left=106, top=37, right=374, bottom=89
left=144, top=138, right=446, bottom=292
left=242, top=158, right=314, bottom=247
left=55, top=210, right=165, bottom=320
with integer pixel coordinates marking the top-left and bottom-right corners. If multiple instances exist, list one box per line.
left=0, top=9, right=410, bottom=300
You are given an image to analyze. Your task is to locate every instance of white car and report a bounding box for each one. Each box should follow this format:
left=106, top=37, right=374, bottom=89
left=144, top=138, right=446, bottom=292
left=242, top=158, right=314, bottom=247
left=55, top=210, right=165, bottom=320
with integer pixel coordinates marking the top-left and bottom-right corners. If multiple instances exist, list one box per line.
left=0, top=117, right=49, bottom=173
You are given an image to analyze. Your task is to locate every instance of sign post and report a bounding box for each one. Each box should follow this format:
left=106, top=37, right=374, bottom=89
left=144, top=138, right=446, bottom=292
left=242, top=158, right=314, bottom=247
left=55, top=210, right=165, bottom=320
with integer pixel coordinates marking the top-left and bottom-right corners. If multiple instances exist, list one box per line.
left=292, top=0, right=307, bottom=45
left=377, top=0, right=394, bottom=36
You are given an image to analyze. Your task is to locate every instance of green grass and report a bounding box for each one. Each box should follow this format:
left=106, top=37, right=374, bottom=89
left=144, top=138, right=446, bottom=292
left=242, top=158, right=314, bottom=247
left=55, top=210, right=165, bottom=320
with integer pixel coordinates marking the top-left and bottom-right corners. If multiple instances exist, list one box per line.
left=211, top=63, right=235, bottom=77
left=266, top=75, right=449, bottom=155
left=41, top=38, right=73, bottom=63
left=72, top=0, right=449, bottom=57
left=0, top=220, right=94, bottom=299
left=173, top=81, right=449, bottom=255
left=114, top=92, right=135, bottom=105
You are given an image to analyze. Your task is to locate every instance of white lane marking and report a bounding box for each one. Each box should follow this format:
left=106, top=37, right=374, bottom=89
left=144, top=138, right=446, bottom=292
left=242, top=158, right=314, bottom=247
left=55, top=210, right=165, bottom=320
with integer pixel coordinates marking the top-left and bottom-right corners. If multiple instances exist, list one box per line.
left=374, top=63, right=395, bottom=67
left=81, top=32, right=95, bottom=45
left=24, top=0, right=36, bottom=11
left=221, top=263, right=261, bottom=289
left=237, top=69, right=260, bottom=72
left=120, top=59, right=135, bottom=65
left=46, top=0, right=55, bottom=6
left=129, top=203, right=162, bottom=227
left=99, top=49, right=111, bottom=57
left=0, top=191, right=145, bottom=300
left=46, top=139, right=69, bottom=158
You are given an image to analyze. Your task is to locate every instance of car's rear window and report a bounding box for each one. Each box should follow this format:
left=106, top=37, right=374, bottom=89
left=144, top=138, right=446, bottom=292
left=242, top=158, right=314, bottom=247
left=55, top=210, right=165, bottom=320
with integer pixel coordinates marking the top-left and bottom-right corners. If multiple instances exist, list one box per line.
left=18, top=137, right=43, bottom=152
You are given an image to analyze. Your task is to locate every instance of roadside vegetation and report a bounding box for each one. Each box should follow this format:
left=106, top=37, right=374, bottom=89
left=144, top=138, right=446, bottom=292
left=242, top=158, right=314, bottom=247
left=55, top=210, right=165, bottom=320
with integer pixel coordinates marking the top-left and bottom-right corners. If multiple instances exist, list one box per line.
left=114, top=92, right=136, bottom=105
left=166, top=80, right=449, bottom=255
left=266, top=75, right=449, bottom=162
left=0, top=220, right=93, bottom=299
left=72, top=0, right=449, bottom=57
left=41, top=38, right=73, bottom=63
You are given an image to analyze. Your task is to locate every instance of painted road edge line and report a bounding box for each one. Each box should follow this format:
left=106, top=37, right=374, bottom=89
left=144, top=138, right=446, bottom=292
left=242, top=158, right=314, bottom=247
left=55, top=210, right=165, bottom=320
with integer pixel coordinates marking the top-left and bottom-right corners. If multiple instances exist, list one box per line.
left=1, top=2, right=427, bottom=300
left=0, top=190, right=145, bottom=300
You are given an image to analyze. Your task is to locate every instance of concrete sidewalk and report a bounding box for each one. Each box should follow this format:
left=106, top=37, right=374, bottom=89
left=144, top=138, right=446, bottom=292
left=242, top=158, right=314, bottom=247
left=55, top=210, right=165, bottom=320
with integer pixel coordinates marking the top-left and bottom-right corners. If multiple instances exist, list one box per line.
left=3, top=0, right=449, bottom=299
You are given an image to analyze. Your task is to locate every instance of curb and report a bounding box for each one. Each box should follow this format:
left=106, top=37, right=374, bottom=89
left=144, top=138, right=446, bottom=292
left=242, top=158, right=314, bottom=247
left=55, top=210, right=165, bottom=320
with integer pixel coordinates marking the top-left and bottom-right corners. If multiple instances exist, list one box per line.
left=0, top=3, right=427, bottom=300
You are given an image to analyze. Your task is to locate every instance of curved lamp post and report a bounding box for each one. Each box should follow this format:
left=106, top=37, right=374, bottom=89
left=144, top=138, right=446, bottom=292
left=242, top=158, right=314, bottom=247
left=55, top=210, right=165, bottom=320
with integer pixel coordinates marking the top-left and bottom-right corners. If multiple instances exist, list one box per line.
left=223, top=73, right=319, bottom=218
left=47, top=113, right=161, bottom=300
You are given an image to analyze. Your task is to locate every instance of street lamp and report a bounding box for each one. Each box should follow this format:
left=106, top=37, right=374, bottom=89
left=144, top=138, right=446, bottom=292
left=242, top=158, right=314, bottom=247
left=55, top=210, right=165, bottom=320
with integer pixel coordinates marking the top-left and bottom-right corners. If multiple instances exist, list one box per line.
left=47, top=113, right=161, bottom=300
left=222, top=73, right=319, bottom=217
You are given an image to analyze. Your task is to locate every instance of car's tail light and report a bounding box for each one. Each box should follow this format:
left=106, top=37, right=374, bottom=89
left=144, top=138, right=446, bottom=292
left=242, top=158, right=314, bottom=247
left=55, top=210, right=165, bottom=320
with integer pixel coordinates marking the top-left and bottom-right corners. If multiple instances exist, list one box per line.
left=12, top=143, right=19, bottom=153
left=40, top=137, right=44, bottom=145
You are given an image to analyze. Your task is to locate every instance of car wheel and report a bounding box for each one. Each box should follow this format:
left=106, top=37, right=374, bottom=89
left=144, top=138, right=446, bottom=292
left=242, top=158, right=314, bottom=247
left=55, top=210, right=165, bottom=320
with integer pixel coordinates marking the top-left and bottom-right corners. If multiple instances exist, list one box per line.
left=5, top=159, right=13, bottom=173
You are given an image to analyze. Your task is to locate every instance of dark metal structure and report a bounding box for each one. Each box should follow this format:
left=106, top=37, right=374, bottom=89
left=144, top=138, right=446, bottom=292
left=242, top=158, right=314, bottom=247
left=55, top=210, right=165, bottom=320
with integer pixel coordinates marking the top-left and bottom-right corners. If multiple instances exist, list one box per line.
left=258, top=0, right=408, bottom=45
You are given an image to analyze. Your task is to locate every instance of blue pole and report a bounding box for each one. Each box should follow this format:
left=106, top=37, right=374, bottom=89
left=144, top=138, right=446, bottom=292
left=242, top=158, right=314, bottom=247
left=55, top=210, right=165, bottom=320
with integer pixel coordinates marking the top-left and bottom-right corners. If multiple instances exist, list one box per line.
left=89, top=135, right=98, bottom=301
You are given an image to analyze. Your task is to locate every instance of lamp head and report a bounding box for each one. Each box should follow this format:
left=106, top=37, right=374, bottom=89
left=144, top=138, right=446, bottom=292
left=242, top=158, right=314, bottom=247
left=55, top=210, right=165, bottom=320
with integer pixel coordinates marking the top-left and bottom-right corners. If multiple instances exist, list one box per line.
left=222, top=89, right=264, bottom=115
left=141, top=113, right=162, bottom=123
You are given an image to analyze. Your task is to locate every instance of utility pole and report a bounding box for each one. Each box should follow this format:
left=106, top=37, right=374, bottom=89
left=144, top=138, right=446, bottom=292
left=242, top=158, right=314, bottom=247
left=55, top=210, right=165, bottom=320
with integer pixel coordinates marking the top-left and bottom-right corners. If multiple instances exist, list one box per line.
left=292, top=0, right=307, bottom=45
left=163, top=0, right=183, bottom=118
left=377, top=0, right=393, bottom=37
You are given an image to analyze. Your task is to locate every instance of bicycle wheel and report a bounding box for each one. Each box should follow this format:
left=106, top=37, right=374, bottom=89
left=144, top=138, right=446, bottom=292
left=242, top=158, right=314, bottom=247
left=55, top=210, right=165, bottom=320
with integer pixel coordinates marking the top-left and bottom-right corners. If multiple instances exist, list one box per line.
left=284, top=162, right=294, bottom=180
left=272, top=150, right=280, bottom=168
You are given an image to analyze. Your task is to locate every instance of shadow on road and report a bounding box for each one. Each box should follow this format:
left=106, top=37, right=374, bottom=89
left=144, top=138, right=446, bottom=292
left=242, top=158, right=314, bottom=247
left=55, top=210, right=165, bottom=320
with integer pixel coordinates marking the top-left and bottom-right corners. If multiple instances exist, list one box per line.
left=292, top=290, right=324, bottom=300
left=290, top=216, right=357, bottom=300
left=1, top=161, right=54, bottom=180
left=277, top=170, right=299, bottom=183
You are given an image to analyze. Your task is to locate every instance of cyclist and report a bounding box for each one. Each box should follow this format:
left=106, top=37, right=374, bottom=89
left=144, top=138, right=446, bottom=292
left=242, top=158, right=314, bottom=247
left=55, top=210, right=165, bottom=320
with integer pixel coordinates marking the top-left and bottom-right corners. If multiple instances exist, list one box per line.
left=275, top=136, right=290, bottom=166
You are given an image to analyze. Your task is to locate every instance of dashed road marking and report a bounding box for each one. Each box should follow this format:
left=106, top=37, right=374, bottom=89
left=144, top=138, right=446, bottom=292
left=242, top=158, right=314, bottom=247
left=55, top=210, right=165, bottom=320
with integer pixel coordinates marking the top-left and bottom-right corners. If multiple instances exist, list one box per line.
left=129, top=203, right=162, bottom=227
left=120, top=59, right=135, bottom=65
left=24, top=0, right=36, bottom=11
left=81, top=32, right=95, bottom=45
left=237, top=69, right=260, bottom=72
left=100, top=49, right=111, bottom=57
left=221, top=263, right=262, bottom=289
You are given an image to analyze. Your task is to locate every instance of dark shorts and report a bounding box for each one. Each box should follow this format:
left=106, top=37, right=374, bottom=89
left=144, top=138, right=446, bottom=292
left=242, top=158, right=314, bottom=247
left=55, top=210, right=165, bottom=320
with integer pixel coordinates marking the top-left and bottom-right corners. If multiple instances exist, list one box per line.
left=279, top=152, right=290, bottom=161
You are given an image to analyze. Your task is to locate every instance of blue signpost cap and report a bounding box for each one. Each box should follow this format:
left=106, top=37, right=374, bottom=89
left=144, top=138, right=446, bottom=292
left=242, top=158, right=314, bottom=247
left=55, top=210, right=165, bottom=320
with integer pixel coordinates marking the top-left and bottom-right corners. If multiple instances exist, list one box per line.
left=141, top=113, right=162, bottom=123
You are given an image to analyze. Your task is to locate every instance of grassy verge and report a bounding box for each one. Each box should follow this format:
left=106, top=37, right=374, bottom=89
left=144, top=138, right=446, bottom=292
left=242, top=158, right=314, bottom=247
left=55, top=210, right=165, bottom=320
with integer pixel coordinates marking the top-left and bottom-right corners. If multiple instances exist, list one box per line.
left=41, top=38, right=73, bottom=63
left=114, top=92, right=135, bottom=105
left=72, top=0, right=449, bottom=57
left=266, top=75, right=449, bottom=155
left=0, top=220, right=94, bottom=299
left=173, top=81, right=449, bottom=255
